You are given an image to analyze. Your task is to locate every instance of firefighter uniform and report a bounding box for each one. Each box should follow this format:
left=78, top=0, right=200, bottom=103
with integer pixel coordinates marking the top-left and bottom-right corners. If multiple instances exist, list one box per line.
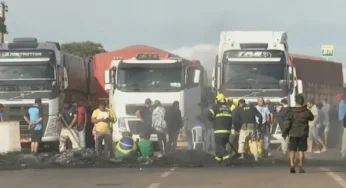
left=207, top=94, right=232, bottom=164
left=235, top=101, right=263, bottom=161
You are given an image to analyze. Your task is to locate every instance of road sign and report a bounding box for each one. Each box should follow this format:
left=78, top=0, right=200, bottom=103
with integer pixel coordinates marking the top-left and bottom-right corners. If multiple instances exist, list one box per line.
left=321, top=45, right=334, bottom=57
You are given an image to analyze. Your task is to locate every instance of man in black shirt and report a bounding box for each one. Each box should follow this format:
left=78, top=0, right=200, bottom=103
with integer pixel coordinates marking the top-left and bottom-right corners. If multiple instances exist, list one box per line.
left=136, top=98, right=153, bottom=140
left=234, top=99, right=262, bottom=161
left=59, top=100, right=80, bottom=152
left=278, top=98, right=289, bottom=156
left=282, top=94, right=314, bottom=173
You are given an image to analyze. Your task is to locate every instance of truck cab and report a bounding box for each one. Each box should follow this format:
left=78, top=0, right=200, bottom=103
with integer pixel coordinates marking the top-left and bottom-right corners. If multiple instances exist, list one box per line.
left=104, top=53, right=205, bottom=144
left=213, top=31, right=303, bottom=144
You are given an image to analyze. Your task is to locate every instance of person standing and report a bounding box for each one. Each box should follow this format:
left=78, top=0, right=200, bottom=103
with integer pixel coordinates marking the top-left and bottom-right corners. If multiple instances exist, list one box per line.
left=23, top=98, right=43, bottom=154
left=277, top=98, right=289, bottom=157
left=307, top=99, right=327, bottom=153
left=136, top=98, right=153, bottom=140
left=0, top=103, right=3, bottom=122
left=72, top=101, right=87, bottom=148
left=321, top=97, right=330, bottom=148
left=336, top=94, right=346, bottom=153
left=59, top=100, right=80, bottom=152
left=152, top=100, right=168, bottom=157
left=256, top=97, right=272, bottom=157
left=91, top=101, right=116, bottom=158
left=165, top=101, right=183, bottom=152
left=282, top=94, right=314, bottom=173
left=206, top=93, right=232, bottom=165
left=235, top=99, right=263, bottom=161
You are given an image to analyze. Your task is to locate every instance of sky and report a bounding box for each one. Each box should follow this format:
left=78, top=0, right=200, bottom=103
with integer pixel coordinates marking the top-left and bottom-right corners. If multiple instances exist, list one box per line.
left=6, top=0, right=346, bottom=80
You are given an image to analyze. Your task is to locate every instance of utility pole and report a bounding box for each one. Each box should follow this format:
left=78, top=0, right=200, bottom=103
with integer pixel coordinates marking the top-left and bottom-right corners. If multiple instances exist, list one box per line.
left=0, top=2, right=8, bottom=43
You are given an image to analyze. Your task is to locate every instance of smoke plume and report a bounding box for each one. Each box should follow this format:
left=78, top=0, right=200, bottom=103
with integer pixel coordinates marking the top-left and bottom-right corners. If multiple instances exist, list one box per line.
left=170, top=44, right=217, bottom=76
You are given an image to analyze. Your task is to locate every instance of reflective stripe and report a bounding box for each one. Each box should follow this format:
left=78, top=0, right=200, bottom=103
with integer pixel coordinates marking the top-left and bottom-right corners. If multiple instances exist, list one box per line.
left=209, top=109, right=215, bottom=115
left=222, top=155, right=230, bottom=160
left=215, top=113, right=232, bottom=117
left=214, top=130, right=231, bottom=134
left=215, top=156, right=222, bottom=161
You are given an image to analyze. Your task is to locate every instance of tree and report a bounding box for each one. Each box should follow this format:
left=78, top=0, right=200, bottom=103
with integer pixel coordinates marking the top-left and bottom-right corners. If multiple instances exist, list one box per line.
left=61, top=41, right=106, bottom=58
left=0, top=18, right=8, bottom=34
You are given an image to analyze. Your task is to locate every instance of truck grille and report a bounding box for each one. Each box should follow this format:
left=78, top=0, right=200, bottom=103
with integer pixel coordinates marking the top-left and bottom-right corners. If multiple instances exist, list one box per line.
left=127, top=120, right=141, bottom=134
left=2, top=104, right=49, bottom=138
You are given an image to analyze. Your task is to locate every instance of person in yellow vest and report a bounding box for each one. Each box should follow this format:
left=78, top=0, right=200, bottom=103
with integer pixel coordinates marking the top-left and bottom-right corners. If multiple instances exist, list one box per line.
left=114, top=131, right=140, bottom=159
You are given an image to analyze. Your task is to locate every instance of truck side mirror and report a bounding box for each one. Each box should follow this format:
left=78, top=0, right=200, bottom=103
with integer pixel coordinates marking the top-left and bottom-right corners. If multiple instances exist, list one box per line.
left=297, top=79, right=303, bottom=93
left=193, top=69, right=201, bottom=84
left=279, top=80, right=288, bottom=91
left=105, top=69, right=112, bottom=91
left=63, top=67, right=68, bottom=90
left=211, top=67, right=215, bottom=88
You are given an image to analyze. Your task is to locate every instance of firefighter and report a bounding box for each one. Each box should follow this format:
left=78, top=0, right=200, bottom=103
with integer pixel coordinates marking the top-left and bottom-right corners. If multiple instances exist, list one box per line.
left=235, top=99, right=263, bottom=161
left=227, top=97, right=236, bottom=111
left=207, top=93, right=233, bottom=165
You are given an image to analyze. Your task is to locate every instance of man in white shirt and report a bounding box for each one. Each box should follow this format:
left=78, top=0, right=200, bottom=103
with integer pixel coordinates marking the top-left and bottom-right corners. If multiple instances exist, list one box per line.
left=256, top=97, right=272, bottom=157
left=307, top=99, right=327, bottom=153
left=321, top=97, right=330, bottom=147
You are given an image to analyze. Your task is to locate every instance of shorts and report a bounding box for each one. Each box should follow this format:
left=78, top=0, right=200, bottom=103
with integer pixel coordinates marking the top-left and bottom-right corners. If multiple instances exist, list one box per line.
left=31, top=130, right=42, bottom=142
left=289, top=136, right=307, bottom=152
left=308, top=126, right=320, bottom=140
left=322, top=122, right=330, bottom=132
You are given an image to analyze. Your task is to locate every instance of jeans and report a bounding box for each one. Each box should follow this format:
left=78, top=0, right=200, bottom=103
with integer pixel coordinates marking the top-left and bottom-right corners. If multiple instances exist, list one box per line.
left=156, top=130, right=167, bottom=154
left=167, top=130, right=180, bottom=152
left=78, top=128, right=86, bottom=148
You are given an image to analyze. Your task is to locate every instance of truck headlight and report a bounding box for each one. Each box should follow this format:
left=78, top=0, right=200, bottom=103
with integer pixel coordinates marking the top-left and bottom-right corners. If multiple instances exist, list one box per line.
left=118, top=118, right=126, bottom=132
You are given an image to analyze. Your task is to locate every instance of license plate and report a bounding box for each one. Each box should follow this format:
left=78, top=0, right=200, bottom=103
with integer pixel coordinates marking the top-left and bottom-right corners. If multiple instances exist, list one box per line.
left=20, top=138, right=30, bottom=143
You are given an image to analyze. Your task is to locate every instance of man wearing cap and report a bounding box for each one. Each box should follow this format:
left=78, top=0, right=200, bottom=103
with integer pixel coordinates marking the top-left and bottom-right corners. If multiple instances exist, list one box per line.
left=24, top=98, right=44, bottom=154
left=136, top=98, right=153, bottom=140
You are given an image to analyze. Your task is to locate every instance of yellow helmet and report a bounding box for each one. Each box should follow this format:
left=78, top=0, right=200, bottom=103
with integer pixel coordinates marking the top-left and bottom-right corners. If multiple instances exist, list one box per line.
left=216, top=93, right=225, bottom=102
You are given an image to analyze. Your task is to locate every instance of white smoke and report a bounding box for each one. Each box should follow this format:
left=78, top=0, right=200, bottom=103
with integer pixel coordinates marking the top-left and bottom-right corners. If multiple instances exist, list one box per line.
left=170, top=44, right=217, bottom=76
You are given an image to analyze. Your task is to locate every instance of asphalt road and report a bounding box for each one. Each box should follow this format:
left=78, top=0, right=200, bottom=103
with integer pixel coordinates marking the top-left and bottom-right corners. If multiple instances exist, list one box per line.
left=1, top=149, right=346, bottom=188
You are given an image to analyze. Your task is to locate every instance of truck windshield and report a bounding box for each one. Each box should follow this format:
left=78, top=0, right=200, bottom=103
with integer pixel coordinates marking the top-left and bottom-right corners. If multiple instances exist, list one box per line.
left=0, top=64, right=55, bottom=80
left=117, top=67, right=183, bottom=92
left=222, top=63, right=285, bottom=89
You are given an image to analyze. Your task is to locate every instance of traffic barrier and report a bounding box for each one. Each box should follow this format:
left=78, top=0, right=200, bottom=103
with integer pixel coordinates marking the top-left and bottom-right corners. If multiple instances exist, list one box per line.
left=0, top=121, right=21, bottom=153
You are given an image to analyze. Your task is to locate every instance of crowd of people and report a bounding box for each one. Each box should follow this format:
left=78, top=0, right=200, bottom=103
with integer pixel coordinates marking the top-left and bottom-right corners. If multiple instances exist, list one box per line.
left=203, top=92, right=346, bottom=173
left=3, top=90, right=346, bottom=171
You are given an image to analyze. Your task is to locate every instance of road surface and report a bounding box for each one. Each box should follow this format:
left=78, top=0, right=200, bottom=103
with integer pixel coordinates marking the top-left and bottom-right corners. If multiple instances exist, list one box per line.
left=0, top=149, right=346, bottom=188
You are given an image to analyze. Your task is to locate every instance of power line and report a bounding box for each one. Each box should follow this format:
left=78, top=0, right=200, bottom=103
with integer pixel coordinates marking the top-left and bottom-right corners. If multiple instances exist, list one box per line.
left=0, top=1, right=8, bottom=43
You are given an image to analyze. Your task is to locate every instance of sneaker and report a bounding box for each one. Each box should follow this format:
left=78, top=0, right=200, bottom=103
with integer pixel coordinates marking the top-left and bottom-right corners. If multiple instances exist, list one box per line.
left=158, top=153, right=164, bottom=158
left=267, top=152, right=272, bottom=157
left=321, top=148, right=327, bottom=153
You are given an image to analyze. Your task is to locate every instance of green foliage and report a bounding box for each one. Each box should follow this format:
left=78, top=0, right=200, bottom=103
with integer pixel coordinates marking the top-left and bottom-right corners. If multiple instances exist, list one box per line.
left=61, top=41, right=106, bottom=58
left=0, top=17, right=8, bottom=34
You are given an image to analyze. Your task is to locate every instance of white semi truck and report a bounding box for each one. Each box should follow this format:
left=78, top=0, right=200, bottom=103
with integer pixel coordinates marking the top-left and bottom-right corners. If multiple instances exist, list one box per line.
left=213, top=31, right=303, bottom=144
left=104, top=53, right=208, bottom=142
